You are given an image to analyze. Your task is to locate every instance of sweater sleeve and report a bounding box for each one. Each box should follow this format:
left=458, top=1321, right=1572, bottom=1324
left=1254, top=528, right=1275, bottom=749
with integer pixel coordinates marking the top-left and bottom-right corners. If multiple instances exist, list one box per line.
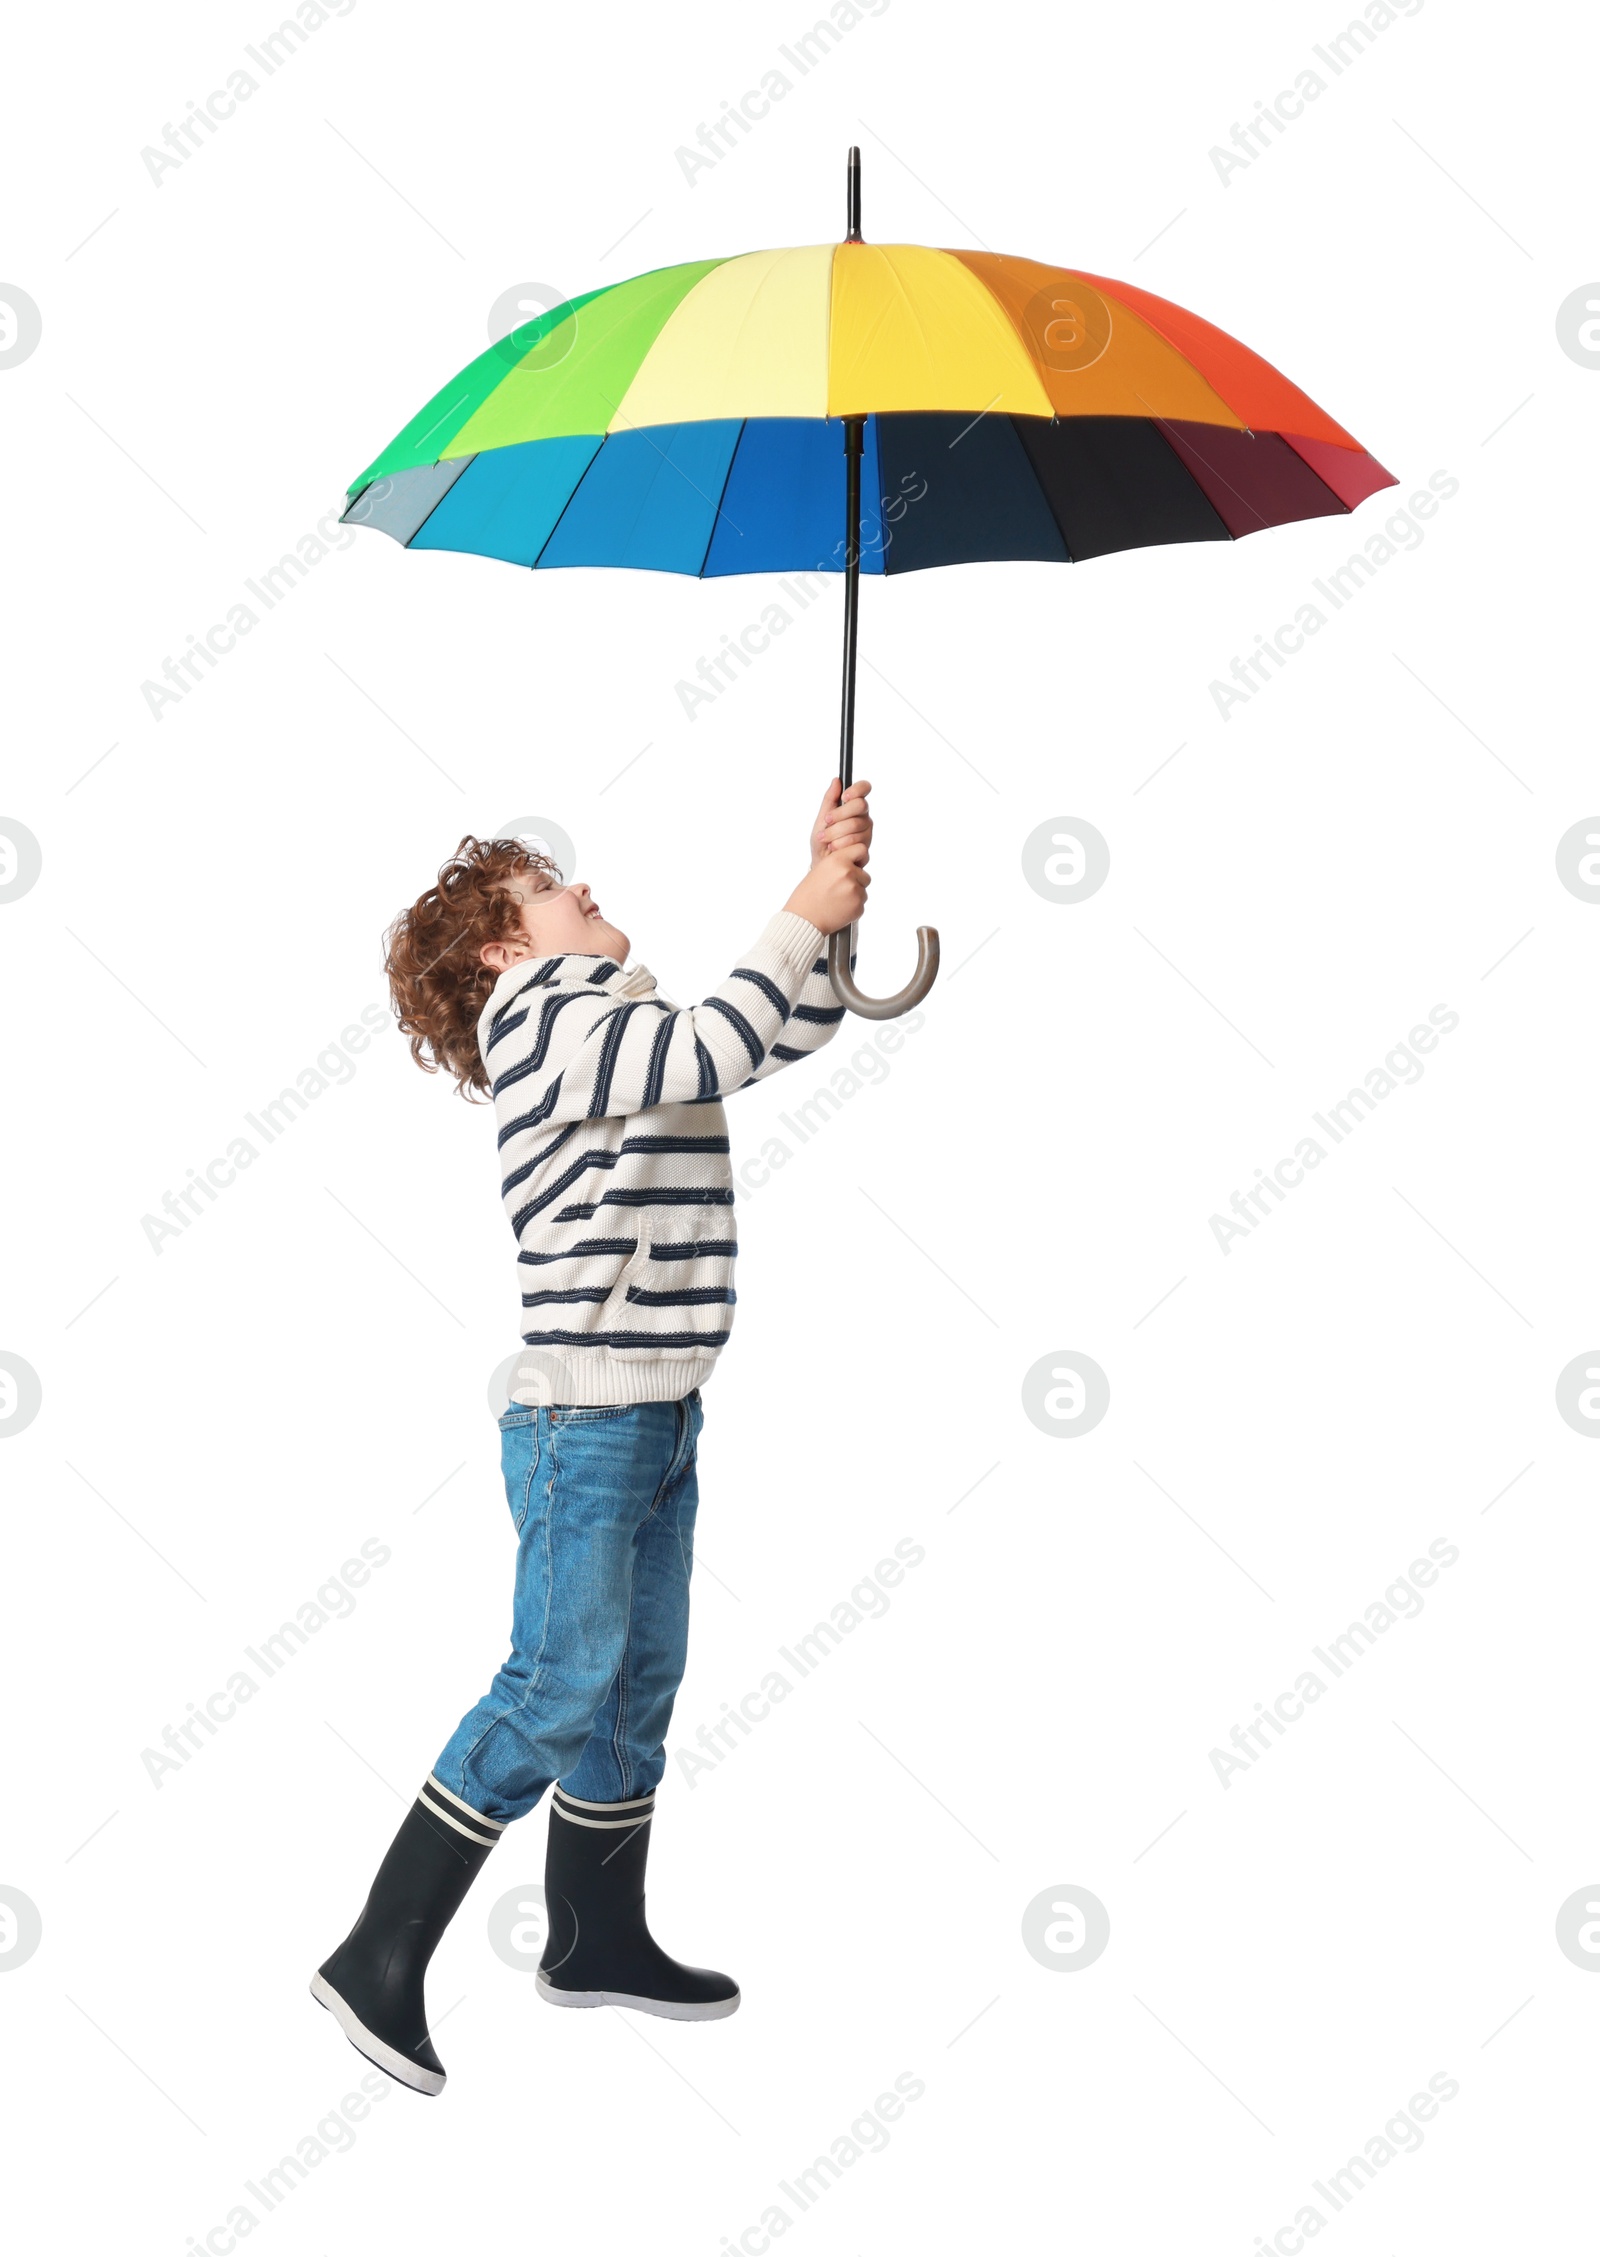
left=743, top=936, right=847, bottom=1086
left=490, top=912, right=835, bottom=1125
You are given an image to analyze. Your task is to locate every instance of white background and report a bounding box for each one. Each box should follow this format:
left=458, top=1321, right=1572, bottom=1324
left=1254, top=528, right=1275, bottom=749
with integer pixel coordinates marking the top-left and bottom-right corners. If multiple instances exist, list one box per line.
left=3, top=1, right=1597, bottom=2249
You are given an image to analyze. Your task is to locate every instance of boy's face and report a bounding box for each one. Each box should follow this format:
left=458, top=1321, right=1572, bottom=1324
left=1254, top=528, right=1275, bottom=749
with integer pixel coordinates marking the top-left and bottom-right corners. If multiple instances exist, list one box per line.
left=479, top=867, right=629, bottom=974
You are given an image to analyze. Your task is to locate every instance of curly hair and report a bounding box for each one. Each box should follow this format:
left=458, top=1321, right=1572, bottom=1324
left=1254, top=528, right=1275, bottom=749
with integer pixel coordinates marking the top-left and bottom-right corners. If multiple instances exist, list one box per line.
left=384, top=834, right=561, bottom=1100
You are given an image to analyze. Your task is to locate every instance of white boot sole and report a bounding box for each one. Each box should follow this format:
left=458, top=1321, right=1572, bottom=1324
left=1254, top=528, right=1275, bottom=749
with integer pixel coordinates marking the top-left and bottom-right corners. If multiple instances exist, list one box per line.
left=535, top=1971, right=740, bottom=2021
left=309, top=1970, right=446, bottom=2095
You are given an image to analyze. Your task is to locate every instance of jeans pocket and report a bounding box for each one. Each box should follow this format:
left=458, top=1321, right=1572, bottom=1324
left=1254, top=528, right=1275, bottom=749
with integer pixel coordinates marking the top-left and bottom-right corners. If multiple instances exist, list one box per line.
left=500, top=1418, right=542, bottom=1532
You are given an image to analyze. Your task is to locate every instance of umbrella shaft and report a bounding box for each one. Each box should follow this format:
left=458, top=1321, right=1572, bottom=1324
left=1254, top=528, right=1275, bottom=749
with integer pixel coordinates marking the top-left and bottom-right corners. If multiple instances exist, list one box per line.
left=838, top=416, right=864, bottom=790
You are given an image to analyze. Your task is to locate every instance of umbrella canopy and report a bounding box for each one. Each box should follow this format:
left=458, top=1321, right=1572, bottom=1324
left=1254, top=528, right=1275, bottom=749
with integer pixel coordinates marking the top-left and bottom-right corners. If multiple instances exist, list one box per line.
left=344, top=248, right=1392, bottom=579
left=343, top=152, right=1394, bottom=1015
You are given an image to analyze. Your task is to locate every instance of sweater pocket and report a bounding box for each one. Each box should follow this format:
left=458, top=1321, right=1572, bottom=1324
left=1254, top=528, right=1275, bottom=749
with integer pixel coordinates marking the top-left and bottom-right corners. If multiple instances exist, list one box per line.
left=595, top=1235, right=651, bottom=1329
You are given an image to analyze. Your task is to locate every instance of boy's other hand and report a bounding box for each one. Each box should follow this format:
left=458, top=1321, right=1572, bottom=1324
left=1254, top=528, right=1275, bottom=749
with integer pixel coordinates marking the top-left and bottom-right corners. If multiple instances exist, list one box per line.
left=810, top=777, right=872, bottom=867
left=785, top=837, right=870, bottom=937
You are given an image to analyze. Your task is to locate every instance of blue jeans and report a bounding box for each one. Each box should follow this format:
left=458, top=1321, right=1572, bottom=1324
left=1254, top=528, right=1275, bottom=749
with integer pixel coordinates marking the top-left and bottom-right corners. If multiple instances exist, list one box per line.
left=431, top=1394, right=703, bottom=1825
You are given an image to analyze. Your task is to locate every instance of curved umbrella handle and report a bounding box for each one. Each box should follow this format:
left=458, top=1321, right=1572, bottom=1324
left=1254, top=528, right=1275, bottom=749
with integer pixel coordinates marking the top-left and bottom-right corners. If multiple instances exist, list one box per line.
left=828, top=923, right=940, bottom=1020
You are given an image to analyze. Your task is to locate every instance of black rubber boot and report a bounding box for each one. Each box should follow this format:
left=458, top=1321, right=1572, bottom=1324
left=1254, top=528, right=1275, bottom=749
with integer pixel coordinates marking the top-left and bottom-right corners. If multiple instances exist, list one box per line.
left=537, top=1787, right=739, bottom=2020
left=311, top=1777, right=502, bottom=2094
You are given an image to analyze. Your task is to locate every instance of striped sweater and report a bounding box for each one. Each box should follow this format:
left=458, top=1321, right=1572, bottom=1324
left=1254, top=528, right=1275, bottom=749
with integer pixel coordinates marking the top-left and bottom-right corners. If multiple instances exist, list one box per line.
left=481, top=908, right=842, bottom=1406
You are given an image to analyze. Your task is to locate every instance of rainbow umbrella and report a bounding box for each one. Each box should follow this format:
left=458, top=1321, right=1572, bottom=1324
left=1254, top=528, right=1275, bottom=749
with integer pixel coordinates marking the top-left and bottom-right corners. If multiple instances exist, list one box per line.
left=343, top=150, right=1394, bottom=1017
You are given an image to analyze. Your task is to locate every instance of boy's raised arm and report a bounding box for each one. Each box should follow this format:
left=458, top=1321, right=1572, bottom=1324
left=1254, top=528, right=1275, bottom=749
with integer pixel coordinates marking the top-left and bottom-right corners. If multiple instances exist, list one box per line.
left=487, top=783, right=872, bottom=1124
left=741, top=933, right=849, bottom=1087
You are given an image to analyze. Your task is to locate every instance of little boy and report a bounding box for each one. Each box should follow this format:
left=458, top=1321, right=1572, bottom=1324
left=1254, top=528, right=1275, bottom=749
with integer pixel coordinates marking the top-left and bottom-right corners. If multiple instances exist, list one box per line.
left=312, top=778, right=872, bottom=2094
